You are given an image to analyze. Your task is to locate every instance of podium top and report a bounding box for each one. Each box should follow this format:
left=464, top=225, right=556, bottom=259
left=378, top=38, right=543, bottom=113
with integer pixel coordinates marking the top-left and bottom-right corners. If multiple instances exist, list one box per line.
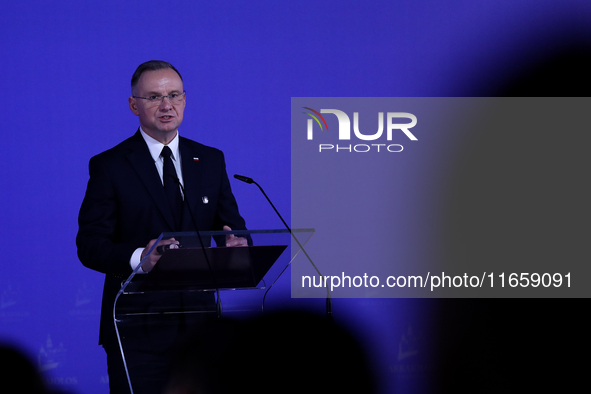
left=160, top=228, right=315, bottom=238
left=117, top=228, right=315, bottom=294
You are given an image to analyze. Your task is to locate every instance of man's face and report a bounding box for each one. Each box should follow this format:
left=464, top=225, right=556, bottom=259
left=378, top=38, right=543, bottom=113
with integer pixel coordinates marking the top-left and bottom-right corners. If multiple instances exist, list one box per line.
left=129, top=68, right=186, bottom=143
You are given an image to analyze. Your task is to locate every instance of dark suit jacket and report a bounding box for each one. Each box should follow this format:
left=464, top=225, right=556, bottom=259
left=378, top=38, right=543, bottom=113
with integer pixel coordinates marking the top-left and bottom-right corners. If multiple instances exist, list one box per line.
left=76, top=130, right=247, bottom=348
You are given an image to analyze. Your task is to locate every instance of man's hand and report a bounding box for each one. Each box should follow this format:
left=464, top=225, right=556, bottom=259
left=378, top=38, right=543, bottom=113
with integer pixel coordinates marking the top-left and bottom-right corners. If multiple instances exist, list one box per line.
left=139, top=238, right=179, bottom=273
left=224, top=225, right=248, bottom=247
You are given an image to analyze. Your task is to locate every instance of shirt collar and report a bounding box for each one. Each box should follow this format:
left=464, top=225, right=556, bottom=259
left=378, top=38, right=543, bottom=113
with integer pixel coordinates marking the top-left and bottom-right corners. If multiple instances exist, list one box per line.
left=139, top=128, right=181, bottom=162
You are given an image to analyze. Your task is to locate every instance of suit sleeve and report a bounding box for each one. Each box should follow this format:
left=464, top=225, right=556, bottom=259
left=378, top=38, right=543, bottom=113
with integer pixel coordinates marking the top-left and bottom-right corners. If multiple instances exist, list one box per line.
left=76, top=155, right=136, bottom=277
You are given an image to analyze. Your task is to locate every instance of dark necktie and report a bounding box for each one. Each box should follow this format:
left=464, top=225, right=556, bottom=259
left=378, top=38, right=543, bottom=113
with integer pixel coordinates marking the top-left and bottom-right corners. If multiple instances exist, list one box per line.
left=161, top=146, right=183, bottom=231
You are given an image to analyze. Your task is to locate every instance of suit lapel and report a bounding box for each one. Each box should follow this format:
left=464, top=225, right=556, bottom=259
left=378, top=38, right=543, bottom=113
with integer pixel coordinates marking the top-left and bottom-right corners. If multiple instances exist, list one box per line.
left=126, top=131, right=177, bottom=231
left=180, top=139, right=203, bottom=228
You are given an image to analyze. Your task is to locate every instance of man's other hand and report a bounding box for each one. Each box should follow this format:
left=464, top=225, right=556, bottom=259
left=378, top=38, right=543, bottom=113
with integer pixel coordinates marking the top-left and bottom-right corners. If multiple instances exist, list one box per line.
left=224, top=225, right=248, bottom=247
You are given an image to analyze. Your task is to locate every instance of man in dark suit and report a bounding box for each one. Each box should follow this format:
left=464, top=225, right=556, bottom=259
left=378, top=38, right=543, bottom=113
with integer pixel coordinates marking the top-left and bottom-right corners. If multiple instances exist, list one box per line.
left=76, top=60, right=248, bottom=394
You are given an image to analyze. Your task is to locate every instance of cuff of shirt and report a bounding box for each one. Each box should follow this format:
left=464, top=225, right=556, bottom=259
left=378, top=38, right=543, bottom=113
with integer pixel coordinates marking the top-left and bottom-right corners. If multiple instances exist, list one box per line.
left=129, top=248, right=148, bottom=274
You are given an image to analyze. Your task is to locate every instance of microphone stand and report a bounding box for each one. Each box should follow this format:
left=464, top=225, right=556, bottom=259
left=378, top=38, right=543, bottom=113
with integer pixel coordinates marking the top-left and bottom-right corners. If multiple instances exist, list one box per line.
left=168, top=174, right=223, bottom=318
left=234, top=174, right=332, bottom=319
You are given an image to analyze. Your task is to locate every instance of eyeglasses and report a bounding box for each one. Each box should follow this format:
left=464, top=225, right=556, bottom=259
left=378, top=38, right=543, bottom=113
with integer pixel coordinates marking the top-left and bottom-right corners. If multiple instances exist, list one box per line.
left=132, top=90, right=186, bottom=106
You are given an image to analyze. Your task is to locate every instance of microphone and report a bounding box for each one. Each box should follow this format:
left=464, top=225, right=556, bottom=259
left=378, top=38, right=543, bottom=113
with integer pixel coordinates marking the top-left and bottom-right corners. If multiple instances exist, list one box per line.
left=234, top=174, right=254, bottom=184
left=233, top=174, right=333, bottom=319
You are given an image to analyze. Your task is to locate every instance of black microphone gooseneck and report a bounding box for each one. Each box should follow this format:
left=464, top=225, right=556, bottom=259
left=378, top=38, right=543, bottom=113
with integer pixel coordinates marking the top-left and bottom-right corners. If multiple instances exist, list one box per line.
left=167, top=173, right=223, bottom=318
left=233, top=174, right=332, bottom=319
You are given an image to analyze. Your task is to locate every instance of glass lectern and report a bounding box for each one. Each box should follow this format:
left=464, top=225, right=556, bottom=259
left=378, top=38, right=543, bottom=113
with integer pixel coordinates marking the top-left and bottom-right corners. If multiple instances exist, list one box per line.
left=113, top=228, right=314, bottom=394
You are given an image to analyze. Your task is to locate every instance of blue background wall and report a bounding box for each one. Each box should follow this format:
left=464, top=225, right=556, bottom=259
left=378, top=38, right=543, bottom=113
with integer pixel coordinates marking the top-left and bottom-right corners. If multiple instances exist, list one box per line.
left=1, top=1, right=590, bottom=393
